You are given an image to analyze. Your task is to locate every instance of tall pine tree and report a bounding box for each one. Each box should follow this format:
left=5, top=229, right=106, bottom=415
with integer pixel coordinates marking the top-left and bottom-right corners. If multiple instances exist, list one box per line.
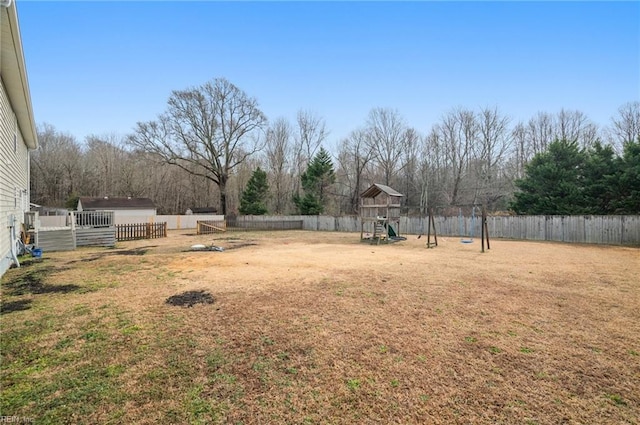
left=294, top=147, right=335, bottom=215
left=510, top=140, right=586, bottom=215
left=239, top=167, right=269, bottom=215
left=511, top=138, right=640, bottom=215
left=582, top=142, right=618, bottom=214
left=612, top=138, right=640, bottom=213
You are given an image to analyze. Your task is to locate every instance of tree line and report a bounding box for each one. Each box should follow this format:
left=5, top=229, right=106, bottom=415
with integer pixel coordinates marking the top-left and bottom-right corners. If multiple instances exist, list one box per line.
left=511, top=139, right=640, bottom=215
left=30, top=77, right=640, bottom=216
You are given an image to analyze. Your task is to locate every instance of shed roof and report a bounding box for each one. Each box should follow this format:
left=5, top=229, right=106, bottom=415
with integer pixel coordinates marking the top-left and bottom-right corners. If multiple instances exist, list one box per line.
left=360, top=184, right=404, bottom=199
left=79, top=197, right=156, bottom=210
left=189, top=207, right=218, bottom=214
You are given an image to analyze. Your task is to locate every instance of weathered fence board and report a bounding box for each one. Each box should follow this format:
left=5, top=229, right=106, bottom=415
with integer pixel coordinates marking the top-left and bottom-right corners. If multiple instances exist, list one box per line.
left=336, top=216, right=359, bottom=232
left=545, top=216, right=561, bottom=241
left=226, top=217, right=303, bottom=231
left=233, top=215, right=639, bottom=246
left=197, top=220, right=227, bottom=235
left=622, top=216, right=640, bottom=245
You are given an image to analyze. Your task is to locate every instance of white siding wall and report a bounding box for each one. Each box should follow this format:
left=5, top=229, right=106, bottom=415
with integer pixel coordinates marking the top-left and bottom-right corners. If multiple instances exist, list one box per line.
left=0, top=78, right=30, bottom=275
left=113, top=209, right=156, bottom=220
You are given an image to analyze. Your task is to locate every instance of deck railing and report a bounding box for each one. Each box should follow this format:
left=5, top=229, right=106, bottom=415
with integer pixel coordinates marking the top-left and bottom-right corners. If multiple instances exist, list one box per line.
left=75, top=210, right=115, bottom=227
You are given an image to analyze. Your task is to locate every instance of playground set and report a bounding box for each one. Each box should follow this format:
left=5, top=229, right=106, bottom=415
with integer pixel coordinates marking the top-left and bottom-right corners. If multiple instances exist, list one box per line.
left=359, top=183, right=490, bottom=252
left=359, top=184, right=406, bottom=244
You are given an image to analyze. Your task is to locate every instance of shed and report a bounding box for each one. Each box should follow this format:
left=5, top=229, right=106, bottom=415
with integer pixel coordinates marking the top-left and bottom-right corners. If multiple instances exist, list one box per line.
left=186, top=207, right=218, bottom=215
left=77, top=197, right=157, bottom=220
left=360, top=184, right=404, bottom=243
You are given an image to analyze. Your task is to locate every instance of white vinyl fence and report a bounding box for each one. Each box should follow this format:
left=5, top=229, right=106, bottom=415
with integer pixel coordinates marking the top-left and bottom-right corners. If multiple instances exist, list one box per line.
left=114, top=214, right=224, bottom=229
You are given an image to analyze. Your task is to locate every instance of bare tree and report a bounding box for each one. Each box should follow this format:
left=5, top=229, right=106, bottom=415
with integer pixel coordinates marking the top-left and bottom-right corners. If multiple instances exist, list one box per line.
left=610, top=101, right=640, bottom=146
left=365, top=107, right=407, bottom=186
left=526, top=112, right=555, bottom=155
left=472, top=107, right=513, bottom=208
left=31, top=123, right=83, bottom=206
left=556, top=109, right=599, bottom=148
left=116, top=150, right=150, bottom=198
left=399, top=127, right=421, bottom=208
left=438, top=108, right=477, bottom=205
left=336, top=128, right=373, bottom=214
left=296, top=110, right=327, bottom=161
left=511, top=121, right=529, bottom=179
left=85, top=134, right=132, bottom=197
left=265, top=118, right=293, bottom=213
left=292, top=110, right=328, bottom=196
left=228, top=153, right=263, bottom=214
left=144, top=161, right=198, bottom=214
left=419, top=126, right=446, bottom=210
left=129, top=77, right=267, bottom=215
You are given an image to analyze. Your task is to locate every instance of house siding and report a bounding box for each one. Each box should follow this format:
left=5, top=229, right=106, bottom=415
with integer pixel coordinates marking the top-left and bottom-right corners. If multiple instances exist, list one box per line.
left=113, top=209, right=156, bottom=220
left=0, top=77, right=30, bottom=276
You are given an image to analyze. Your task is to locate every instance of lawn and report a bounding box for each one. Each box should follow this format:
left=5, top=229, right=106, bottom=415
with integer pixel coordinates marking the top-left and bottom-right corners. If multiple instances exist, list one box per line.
left=1, top=230, right=639, bottom=424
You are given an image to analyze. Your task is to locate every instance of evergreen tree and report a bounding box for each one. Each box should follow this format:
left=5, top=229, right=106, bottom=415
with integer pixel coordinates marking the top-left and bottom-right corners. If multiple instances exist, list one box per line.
left=511, top=138, right=640, bottom=215
left=65, top=193, right=80, bottom=210
left=294, top=147, right=335, bottom=215
left=582, top=142, right=618, bottom=214
left=612, top=138, right=640, bottom=213
left=239, top=167, right=269, bottom=215
left=510, top=140, right=586, bottom=214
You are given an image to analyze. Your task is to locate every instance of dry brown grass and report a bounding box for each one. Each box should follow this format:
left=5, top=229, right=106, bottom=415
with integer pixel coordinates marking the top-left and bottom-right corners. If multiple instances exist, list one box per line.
left=2, top=230, right=639, bottom=424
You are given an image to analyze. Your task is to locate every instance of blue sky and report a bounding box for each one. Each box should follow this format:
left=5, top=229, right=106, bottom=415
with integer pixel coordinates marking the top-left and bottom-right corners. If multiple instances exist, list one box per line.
left=17, top=1, right=640, bottom=150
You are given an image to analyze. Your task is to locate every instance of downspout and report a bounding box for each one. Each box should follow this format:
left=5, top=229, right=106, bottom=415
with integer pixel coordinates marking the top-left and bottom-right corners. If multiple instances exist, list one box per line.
left=8, top=214, right=20, bottom=268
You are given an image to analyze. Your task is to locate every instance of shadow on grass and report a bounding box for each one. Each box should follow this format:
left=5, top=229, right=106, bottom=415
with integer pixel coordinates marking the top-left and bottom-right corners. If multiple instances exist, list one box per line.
left=3, top=270, right=82, bottom=296
left=0, top=299, right=33, bottom=315
left=2, top=258, right=82, bottom=298
left=224, top=242, right=258, bottom=250
left=16, top=257, right=44, bottom=267
left=166, top=290, right=215, bottom=307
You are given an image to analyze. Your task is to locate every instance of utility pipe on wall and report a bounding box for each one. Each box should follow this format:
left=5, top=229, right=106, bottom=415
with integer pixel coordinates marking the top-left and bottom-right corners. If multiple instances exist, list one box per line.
left=8, top=214, right=20, bottom=268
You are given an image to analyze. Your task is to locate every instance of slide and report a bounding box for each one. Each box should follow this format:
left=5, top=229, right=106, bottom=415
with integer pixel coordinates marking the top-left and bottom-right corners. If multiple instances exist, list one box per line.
left=387, top=224, right=397, bottom=238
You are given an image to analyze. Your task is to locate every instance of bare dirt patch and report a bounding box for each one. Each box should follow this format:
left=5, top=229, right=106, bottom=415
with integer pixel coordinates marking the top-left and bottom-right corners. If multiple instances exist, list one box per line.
left=166, top=290, right=215, bottom=307
left=1, top=230, right=639, bottom=424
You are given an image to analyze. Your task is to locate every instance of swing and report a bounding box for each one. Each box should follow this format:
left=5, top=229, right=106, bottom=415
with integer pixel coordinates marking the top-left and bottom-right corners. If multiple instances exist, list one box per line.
left=460, top=207, right=476, bottom=244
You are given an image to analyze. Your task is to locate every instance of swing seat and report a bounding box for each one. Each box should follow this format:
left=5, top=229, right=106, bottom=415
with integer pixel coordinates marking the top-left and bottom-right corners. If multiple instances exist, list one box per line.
left=461, top=239, right=474, bottom=244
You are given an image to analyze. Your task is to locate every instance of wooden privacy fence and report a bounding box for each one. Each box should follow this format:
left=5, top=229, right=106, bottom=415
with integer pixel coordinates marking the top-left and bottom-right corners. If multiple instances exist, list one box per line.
left=116, top=222, right=167, bottom=241
left=197, top=218, right=304, bottom=233
left=227, top=217, right=304, bottom=231
left=231, top=215, right=640, bottom=246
